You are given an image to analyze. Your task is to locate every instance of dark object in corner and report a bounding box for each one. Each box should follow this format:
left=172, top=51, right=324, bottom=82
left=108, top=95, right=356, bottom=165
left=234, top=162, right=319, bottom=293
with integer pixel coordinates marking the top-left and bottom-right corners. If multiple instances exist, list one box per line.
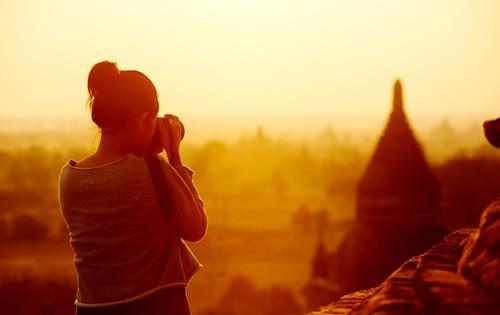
left=483, top=118, right=500, bottom=148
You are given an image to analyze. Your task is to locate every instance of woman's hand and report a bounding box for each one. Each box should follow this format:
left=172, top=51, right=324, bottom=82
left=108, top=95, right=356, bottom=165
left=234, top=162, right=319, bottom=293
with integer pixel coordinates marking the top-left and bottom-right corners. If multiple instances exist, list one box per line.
left=157, top=114, right=184, bottom=166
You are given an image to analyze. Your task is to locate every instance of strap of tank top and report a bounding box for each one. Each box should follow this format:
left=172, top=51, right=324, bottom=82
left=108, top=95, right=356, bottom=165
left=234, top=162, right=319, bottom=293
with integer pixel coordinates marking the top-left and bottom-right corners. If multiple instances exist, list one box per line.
left=144, top=154, right=174, bottom=219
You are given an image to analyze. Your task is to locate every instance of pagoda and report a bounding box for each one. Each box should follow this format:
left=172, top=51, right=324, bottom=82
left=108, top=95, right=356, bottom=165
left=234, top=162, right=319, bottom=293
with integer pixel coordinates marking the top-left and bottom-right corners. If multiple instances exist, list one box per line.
left=303, top=80, right=445, bottom=306
left=356, top=80, right=440, bottom=226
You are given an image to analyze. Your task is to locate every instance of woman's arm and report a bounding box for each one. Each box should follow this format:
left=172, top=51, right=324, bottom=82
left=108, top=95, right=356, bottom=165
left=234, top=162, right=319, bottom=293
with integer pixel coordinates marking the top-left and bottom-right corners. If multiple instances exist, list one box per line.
left=153, top=114, right=207, bottom=242
left=171, top=163, right=206, bottom=217
left=159, top=156, right=207, bottom=243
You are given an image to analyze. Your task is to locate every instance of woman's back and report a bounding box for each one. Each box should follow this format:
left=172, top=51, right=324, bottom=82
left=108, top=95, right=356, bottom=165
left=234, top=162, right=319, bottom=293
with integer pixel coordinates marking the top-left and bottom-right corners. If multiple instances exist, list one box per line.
left=58, top=152, right=202, bottom=307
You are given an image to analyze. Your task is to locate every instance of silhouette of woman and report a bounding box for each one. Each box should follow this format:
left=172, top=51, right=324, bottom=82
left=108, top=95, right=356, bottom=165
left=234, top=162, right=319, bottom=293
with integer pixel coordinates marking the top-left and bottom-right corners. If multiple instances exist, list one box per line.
left=58, top=61, right=207, bottom=315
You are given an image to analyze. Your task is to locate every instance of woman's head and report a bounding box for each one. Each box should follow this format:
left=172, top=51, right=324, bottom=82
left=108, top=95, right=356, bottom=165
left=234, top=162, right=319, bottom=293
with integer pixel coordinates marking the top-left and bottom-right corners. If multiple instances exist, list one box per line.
left=87, top=61, right=159, bottom=154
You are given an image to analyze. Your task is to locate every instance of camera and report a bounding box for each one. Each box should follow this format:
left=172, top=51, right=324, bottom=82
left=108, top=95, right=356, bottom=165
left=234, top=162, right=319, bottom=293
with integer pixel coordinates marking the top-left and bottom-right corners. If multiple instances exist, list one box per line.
left=147, top=116, right=185, bottom=154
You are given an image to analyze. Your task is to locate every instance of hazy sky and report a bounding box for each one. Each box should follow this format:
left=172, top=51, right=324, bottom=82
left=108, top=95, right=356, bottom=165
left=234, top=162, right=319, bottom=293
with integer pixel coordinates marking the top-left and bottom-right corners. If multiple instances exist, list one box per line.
left=1, top=0, right=499, bottom=139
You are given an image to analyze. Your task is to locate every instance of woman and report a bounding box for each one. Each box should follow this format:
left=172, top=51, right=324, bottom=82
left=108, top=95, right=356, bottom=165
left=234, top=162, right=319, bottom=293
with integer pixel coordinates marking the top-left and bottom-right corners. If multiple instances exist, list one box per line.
left=58, top=61, right=207, bottom=315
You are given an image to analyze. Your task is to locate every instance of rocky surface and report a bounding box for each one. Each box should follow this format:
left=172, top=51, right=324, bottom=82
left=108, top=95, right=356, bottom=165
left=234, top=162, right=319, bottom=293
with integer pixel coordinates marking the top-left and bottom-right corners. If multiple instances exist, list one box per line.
left=307, top=227, right=500, bottom=315
left=458, top=200, right=500, bottom=291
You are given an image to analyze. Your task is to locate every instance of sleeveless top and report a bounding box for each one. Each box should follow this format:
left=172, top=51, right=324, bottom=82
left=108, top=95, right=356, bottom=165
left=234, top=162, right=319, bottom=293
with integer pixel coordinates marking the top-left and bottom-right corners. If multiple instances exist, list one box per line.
left=57, top=153, right=204, bottom=307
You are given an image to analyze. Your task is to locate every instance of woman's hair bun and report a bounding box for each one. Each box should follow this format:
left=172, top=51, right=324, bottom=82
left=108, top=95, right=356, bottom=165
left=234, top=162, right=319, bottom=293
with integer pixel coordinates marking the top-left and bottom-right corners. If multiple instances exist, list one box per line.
left=87, top=60, right=120, bottom=96
left=86, top=60, right=159, bottom=129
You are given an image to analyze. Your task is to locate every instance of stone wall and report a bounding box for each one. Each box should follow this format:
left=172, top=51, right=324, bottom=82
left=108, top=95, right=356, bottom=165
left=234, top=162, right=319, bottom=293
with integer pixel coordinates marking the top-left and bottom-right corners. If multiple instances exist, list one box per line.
left=307, top=228, right=500, bottom=315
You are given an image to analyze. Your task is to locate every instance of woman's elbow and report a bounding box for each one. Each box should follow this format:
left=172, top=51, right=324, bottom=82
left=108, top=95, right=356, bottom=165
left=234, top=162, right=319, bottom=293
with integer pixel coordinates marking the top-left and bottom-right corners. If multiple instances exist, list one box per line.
left=181, top=217, right=207, bottom=243
left=182, top=228, right=206, bottom=243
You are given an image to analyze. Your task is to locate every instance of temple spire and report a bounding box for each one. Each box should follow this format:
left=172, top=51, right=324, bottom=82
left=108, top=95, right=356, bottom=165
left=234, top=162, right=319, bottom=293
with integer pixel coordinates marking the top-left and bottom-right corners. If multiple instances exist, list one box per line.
left=356, top=78, right=439, bottom=225
left=393, top=79, right=403, bottom=111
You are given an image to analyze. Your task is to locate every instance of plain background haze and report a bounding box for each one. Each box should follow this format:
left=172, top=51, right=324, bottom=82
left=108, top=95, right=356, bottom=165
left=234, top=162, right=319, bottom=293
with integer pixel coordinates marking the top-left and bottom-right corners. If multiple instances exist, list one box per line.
left=1, top=0, right=499, bottom=140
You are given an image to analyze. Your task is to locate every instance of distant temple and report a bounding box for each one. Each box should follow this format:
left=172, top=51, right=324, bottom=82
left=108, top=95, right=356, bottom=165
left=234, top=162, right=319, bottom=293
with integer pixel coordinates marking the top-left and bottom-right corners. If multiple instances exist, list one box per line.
left=357, top=80, right=440, bottom=226
left=302, top=80, right=445, bottom=310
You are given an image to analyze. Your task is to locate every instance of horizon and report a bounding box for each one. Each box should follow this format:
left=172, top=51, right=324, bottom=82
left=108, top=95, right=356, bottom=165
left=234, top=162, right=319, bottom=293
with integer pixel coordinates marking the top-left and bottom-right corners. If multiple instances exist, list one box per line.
left=0, top=112, right=487, bottom=142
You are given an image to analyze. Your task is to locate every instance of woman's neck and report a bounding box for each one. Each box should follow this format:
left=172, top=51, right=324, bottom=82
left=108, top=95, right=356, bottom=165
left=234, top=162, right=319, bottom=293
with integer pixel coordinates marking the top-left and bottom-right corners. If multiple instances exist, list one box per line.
left=96, top=131, right=135, bottom=158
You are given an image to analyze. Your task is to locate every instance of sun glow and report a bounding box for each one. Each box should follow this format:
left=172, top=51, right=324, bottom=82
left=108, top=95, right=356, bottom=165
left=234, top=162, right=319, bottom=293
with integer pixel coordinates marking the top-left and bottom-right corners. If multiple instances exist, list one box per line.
left=1, top=0, right=499, bottom=138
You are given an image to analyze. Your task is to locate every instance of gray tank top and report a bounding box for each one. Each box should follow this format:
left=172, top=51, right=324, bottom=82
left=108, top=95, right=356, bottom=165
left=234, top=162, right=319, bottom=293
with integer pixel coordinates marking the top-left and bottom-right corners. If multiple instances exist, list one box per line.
left=58, top=153, right=202, bottom=307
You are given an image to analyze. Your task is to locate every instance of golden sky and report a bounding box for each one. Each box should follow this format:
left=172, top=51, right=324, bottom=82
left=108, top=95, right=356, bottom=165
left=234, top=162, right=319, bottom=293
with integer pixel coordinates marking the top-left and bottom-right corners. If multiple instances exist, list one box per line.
left=1, top=0, right=499, bottom=138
